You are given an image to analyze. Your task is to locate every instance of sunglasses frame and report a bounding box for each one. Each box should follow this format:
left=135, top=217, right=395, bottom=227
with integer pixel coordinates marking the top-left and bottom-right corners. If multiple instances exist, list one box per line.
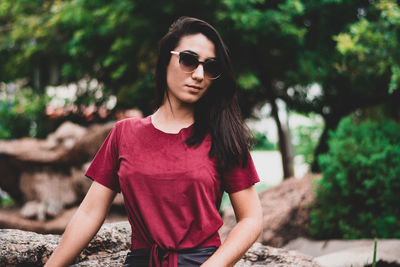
left=170, top=51, right=221, bottom=80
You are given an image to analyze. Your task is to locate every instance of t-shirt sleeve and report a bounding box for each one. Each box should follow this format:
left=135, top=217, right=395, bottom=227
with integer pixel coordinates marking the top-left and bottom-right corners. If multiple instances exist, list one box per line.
left=222, top=152, right=260, bottom=194
left=85, top=123, right=121, bottom=193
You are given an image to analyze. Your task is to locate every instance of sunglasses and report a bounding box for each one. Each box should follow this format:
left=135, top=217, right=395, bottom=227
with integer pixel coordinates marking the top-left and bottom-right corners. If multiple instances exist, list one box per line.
left=170, top=51, right=222, bottom=80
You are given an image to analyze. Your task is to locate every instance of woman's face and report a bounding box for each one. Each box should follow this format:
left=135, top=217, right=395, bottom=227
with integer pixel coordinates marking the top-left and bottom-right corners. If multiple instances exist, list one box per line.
left=166, top=33, right=215, bottom=106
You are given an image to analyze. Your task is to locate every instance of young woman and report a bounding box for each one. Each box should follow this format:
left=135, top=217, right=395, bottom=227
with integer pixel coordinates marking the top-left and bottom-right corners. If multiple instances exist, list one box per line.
left=45, top=17, right=262, bottom=267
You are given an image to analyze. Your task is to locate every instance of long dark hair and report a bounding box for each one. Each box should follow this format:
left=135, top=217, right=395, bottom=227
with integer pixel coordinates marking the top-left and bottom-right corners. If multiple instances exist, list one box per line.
left=154, top=16, right=251, bottom=174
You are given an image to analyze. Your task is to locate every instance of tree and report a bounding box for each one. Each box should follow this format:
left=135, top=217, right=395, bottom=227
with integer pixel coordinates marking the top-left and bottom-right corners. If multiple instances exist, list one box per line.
left=2, top=0, right=399, bottom=174
left=216, top=0, right=309, bottom=178
left=216, top=0, right=400, bottom=173
left=0, top=0, right=220, bottom=114
left=305, top=0, right=400, bottom=170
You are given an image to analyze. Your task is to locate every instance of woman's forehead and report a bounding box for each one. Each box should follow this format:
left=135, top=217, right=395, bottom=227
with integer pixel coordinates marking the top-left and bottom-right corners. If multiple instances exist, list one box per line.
left=175, top=33, right=216, bottom=59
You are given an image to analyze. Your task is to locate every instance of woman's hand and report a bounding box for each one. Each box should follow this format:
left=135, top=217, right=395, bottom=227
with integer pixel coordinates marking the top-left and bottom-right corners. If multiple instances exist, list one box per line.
left=200, top=185, right=262, bottom=267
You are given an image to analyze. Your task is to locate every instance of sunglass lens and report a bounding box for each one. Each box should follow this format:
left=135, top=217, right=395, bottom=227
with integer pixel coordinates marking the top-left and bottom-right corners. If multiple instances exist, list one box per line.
left=179, top=53, right=198, bottom=72
left=177, top=52, right=221, bottom=79
left=204, top=60, right=221, bottom=79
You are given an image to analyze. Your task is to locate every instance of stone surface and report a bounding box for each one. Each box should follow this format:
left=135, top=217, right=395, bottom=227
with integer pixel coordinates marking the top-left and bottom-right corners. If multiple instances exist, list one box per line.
left=0, top=121, right=117, bottom=221
left=0, top=121, right=115, bottom=165
left=0, top=228, right=60, bottom=267
left=234, top=242, right=321, bottom=267
left=19, top=169, right=79, bottom=219
left=0, top=207, right=78, bottom=234
left=220, top=175, right=318, bottom=247
left=0, top=222, right=322, bottom=267
left=315, top=247, right=400, bottom=267
left=0, top=206, right=127, bottom=235
left=42, top=121, right=87, bottom=150
left=0, top=221, right=131, bottom=267
left=284, top=237, right=400, bottom=267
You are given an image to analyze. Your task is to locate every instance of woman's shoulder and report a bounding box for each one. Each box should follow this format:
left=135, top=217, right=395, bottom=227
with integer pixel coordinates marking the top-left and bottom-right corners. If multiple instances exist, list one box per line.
left=114, top=116, right=151, bottom=134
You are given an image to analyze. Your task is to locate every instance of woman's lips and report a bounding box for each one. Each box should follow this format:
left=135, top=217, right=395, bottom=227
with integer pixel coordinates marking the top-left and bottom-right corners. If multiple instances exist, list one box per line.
left=186, top=84, right=202, bottom=90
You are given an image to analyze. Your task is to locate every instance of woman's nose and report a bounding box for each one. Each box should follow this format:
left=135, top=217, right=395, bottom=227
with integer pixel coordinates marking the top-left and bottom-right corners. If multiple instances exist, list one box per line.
left=191, top=64, right=204, bottom=81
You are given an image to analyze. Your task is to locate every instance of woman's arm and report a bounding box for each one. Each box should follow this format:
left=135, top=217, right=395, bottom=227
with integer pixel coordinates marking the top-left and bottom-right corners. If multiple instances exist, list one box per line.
left=201, top=185, right=262, bottom=267
left=45, top=181, right=117, bottom=267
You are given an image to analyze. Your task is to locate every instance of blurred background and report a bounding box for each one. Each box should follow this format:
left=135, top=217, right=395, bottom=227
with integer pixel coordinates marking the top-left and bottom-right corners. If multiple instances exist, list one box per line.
left=0, top=0, right=399, bottom=258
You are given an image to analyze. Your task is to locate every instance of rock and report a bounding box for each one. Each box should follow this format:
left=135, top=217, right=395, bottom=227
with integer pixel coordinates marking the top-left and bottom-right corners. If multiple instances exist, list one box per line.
left=19, top=200, right=64, bottom=221
left=42, top=121, right=87, bottom=150
left=284, top=238, right=400, bottom=267
left=0, top=137, right=63, bottom=164
left=0, top=221, right=130, bottom=267
left=0, top=207, right=78, bottom=234
left=315, top=246, right=399, bottom=267
left=46, top=200, right=64, bottom=218
left=235, top=242, right=322, bottom=267
left=20, top=200, right=63, bottom=221
left=0, top=206, right=127, bottom=235
left=0, top=121, right=115, bottom=165
left=220, top=175, right=318, bottom=247
left=53, top=121, right=87, bottom=146
left=0, top=121, right=115, bottom=205
left=0, top=119, right=125, bottom=223
left=20, top=201, right=42, bottom=219
left=0, top=228, right=60, bottom=267
left=63, top=122, right=116, bottom=164
left=0, top=222, right=322, bottom=267
left=70, top=162, right=93, bottom=200
left=76, top=221, right=131, bottom=264
left=0, top=155, right=21, bottom=202
left=19, top=169, right=77, bottom=218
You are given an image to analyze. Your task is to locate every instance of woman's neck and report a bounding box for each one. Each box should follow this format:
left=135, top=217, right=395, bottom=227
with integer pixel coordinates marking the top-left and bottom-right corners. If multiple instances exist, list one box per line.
left=151, top=102, right=195, bottom=133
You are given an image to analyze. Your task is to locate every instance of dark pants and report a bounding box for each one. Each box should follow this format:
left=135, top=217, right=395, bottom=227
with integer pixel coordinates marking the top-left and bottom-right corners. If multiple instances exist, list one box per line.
left=122, top=246, right=218, bottom=267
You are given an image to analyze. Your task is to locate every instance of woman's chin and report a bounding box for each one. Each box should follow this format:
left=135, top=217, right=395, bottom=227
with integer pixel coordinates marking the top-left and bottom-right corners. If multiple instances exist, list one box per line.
left=178, top=96, right=202, bottom=105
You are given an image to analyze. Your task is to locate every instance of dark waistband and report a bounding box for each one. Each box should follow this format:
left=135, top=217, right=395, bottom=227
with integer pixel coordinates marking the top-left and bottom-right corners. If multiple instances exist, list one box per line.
left=130, top=246, right=218, bottom=257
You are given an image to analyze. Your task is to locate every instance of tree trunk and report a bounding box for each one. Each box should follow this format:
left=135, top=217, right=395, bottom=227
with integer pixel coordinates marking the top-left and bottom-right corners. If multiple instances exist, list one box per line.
left=270, top=98, right=294, bottom=179
left=311, top=113, right=342, bottom=172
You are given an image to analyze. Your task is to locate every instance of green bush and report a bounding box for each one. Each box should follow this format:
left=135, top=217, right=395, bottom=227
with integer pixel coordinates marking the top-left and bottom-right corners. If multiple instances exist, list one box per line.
left=251, top=130, right=276, bottom=151
left=310, top=116, right=400, bottom=239
left=0, top=88, right=49, bottom=139
left=292, top=114, right=324, bottom=165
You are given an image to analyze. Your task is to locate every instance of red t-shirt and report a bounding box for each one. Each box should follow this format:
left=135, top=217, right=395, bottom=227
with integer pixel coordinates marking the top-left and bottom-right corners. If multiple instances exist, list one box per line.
left=85, top=116, right=259, bottom=267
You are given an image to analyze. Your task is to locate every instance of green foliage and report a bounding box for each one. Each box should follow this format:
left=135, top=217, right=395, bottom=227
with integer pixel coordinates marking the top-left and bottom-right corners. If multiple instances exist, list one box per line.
left=0, top=195, right=14, bottom=207
left=293, top=124, right=321, bottom=165
left=310, top=116, right=400, bottom=239
left=237, top=72, right=260, bottom=91
left=1, top=0, right=400, bottom=172
left=116, top=73, right=154, bottom=112
left=334, top=0, right=400, bottom=93
left=292, top=114, right=324, bottom=165
left=251, top=130, right=276, bottom=151
left=0, top=0, right=220, bottom=114
left=0, top=84, right=49, bottom=139
left=373, top=238, right=377, bottom=267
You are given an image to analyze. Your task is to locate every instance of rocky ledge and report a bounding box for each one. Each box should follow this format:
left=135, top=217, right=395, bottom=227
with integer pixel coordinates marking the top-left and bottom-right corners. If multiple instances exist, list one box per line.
left=0, top=221, right=321, bottom=267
